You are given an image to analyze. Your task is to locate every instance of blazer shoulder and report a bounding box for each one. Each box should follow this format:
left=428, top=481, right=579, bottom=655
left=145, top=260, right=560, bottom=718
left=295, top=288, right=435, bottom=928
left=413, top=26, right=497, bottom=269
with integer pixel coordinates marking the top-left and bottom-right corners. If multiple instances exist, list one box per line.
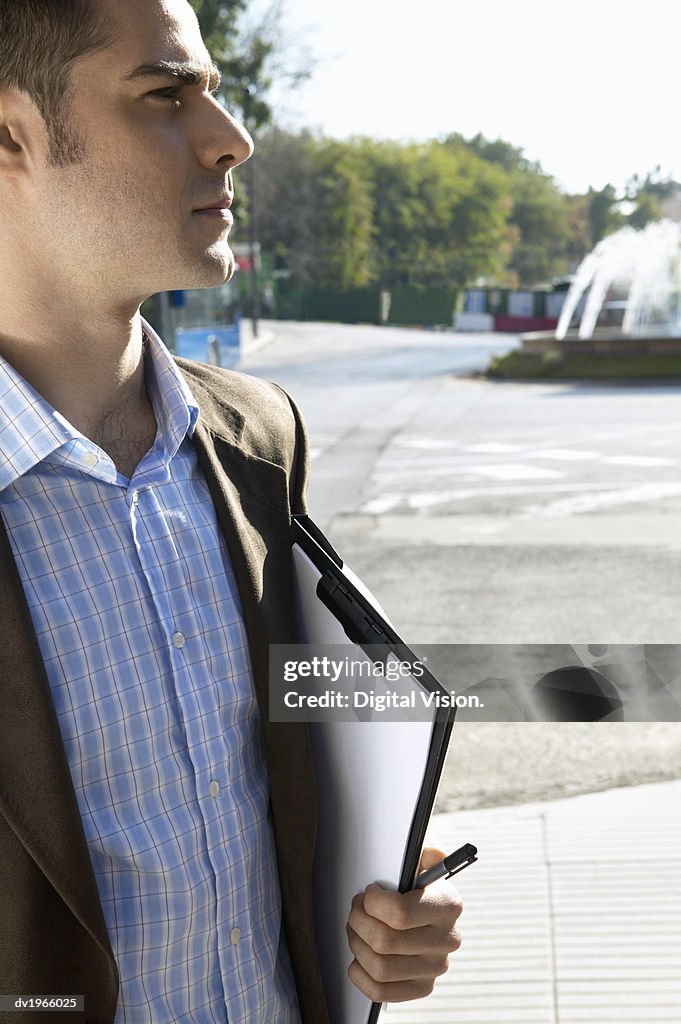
left=175, top=357, right=289, bottom=417
left=174, top=358, right=310, bottom=512
left=175, top=358, right=292, bottom=445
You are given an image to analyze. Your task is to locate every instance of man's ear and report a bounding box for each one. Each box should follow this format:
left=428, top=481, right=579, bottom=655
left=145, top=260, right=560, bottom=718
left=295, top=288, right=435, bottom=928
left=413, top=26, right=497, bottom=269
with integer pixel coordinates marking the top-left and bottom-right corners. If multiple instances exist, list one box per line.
left=0, top=85, right=43, bottom=174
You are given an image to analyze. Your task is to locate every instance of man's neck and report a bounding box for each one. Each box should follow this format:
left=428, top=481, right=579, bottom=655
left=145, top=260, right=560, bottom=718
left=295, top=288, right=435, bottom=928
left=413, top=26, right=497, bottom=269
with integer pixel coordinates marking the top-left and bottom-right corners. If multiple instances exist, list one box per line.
left=0, top=305, right=159, bottom=476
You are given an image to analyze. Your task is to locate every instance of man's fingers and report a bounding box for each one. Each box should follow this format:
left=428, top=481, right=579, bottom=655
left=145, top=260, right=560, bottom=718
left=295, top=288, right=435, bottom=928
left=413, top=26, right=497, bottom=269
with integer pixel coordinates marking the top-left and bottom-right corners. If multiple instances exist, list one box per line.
left=347, top=955, right=439, bottom=1004
left=358, top=882, right=463, bottom=935
left=346, top=923, right=451, bottom=985
left=347, top=889, right=463, bottom=957
left=344, top=851, right=465, bottom=1003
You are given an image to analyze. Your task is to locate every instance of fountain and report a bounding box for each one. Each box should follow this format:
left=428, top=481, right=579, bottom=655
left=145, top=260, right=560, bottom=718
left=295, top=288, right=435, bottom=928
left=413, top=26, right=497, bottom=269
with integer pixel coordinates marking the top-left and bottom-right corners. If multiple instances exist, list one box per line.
left=516, top=219, right=681, bottom=368
left=555, top=220, right=681, bottom=341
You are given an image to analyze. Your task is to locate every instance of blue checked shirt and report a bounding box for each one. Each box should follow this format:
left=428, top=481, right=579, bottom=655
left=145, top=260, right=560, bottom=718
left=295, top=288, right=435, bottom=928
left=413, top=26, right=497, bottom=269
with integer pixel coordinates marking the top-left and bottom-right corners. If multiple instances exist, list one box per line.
left=0, top=322, right=302, bottom=1024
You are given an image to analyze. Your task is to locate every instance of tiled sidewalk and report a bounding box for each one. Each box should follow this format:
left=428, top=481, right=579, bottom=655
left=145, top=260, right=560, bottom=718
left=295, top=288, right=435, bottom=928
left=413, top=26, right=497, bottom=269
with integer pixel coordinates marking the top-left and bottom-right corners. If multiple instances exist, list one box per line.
left=385, top=779, right=681, bottom=1024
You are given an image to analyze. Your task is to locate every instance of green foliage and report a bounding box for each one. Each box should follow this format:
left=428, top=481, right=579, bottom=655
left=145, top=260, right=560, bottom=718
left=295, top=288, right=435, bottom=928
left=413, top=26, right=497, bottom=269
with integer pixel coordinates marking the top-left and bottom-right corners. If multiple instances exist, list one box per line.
left=626, top=168, right=679, bottom=203
left=189, top=0, right=244, bottom=42
left=251, top=127, right=323, bottom=285
left=190, top=0, right=271, bottom=128
left=583, top=171, right=679, bottom=244
left=311, top=141, right=376, bottom=289
left=587, top=184, right=625, bottom=245
left=561, top=193, right=592, bottom=268
left=426, top=141, right=514, bottom=286
left=180, top=9, right=681, bottom=294
left=628, top=191, right=661, bottom=231
left=448, top=132, right=540, bottom=176
left=507, top=171, right=572, bottom=284
left=254, top=127, right=613, bottom=291
left=222, top=40, right=274, bottom=130
left=190, top=0, right=313, bottom=132
left=254, top=128, right=597, bottom=291
left=253, top=131, right=520, bottom=291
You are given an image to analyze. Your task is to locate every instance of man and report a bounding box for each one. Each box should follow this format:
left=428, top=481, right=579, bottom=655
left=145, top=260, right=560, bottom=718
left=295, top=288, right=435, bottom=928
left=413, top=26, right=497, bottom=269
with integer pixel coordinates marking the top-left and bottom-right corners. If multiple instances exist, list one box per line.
left=0, top=1, right=463, bottom=1021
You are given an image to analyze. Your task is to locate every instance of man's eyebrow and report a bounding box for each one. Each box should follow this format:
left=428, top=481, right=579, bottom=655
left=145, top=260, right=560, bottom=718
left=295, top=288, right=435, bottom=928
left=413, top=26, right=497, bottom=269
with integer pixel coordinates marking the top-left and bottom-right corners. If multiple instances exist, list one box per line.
left=124, top=60, right=221, bottom=91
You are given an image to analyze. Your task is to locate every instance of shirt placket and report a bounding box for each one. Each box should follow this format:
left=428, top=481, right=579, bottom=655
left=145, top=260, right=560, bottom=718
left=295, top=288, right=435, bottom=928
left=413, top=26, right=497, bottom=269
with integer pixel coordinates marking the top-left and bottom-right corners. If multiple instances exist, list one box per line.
left=127, top=481, right=254, bottom=1019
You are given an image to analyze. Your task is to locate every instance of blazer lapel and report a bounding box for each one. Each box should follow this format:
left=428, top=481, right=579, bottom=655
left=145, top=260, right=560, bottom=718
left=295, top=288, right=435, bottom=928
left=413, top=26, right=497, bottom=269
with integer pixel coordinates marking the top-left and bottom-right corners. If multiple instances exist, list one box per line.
left=0, top=515, right=116, bottom=967
left=185, top=371, right=324, bottom=1020
left=189, top=412, right=316, bottom=825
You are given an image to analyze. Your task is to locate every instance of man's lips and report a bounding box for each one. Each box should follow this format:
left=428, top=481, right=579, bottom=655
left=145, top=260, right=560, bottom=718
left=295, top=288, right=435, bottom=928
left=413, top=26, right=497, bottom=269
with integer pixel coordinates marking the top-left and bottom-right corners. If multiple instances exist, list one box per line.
left=193, top=203, right=233, bottom=227
left=194, top=196, right=233, bottom=213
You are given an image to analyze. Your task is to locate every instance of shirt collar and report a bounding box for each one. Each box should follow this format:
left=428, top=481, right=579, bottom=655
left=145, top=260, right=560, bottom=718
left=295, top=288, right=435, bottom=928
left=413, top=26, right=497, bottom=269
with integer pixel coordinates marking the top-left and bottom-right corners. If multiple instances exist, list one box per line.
left=141, top=317, right=200, bottom=460
left=0, top=356, right=79, bottom=492
left=0, top=318, right=200, bottom=493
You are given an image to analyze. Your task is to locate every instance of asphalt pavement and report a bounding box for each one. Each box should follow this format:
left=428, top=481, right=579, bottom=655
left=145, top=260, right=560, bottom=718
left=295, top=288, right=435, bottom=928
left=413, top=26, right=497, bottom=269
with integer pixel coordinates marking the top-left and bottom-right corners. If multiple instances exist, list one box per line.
left=240, top=321, right=681, bottom=802
left=239, top=322, right=681, bottom=1022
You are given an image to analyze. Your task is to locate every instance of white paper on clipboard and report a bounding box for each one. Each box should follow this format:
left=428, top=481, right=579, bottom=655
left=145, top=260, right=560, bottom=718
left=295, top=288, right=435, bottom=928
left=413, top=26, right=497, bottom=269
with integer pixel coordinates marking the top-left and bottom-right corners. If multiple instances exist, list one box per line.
left=291, top=517, right=454, bottom=1024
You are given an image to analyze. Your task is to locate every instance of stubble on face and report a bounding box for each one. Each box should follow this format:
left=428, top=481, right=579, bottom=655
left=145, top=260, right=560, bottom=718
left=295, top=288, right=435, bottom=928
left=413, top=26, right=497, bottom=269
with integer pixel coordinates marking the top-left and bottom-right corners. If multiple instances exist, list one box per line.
left=33, top=0, right=243, bottom=308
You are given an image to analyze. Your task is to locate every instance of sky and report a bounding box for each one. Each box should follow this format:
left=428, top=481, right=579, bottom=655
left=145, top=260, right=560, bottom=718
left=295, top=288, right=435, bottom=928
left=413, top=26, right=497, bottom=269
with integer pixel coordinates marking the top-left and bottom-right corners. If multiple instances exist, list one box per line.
left=262, top=0, right=679, bottom=196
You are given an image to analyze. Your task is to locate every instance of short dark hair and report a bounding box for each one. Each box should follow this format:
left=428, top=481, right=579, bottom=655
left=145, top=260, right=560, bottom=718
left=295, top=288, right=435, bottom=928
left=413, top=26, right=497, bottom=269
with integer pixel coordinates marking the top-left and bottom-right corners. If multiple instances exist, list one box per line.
left=0, top=0, right=113, bottom=165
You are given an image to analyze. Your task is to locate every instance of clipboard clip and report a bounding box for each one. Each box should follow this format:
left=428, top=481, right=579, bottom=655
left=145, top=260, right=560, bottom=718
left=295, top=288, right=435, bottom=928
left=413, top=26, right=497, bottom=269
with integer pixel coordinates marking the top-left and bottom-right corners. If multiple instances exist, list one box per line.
left=317, top=572, right=390, bottom=647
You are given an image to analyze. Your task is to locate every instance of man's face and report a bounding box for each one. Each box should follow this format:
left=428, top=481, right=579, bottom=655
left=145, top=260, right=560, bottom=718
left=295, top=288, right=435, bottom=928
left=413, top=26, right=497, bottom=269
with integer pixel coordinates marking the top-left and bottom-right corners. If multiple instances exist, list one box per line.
left=27, top=0, right=253, bottom=304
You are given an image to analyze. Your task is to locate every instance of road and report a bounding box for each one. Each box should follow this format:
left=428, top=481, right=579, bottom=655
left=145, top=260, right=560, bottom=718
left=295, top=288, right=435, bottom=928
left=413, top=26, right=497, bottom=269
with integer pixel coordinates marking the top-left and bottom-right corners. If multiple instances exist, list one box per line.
left=240, top=321, right=681, bottom=809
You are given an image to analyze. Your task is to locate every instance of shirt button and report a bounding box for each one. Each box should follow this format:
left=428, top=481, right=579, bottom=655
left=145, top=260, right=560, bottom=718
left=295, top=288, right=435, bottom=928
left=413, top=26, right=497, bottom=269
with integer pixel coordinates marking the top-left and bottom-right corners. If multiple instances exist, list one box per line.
left=173, top=631, right=186, bottom=649
left=209, top=780, right=220, bottom=798
left=230, top=927, right=241, bottom=946
left=131, top=490, right=139, bottom=505
left=82, top=452, right=98, bottom=467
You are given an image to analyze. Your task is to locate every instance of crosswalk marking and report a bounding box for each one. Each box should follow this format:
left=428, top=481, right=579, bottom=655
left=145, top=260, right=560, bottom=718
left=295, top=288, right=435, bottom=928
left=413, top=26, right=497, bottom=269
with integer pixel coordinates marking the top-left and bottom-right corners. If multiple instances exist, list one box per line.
left=355, top=435, right=681, bottom=519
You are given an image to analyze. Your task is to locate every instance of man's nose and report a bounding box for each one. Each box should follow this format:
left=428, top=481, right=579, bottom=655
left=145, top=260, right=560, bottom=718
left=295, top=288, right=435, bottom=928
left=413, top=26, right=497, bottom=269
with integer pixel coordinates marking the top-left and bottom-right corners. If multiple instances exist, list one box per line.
left=199, top=101, right=254, bottom=171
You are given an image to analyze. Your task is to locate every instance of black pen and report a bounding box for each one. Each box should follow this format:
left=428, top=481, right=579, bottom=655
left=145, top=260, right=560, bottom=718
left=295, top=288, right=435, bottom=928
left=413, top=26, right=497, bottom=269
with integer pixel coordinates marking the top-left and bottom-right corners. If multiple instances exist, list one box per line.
left=414, top=843, right=478, bottom=889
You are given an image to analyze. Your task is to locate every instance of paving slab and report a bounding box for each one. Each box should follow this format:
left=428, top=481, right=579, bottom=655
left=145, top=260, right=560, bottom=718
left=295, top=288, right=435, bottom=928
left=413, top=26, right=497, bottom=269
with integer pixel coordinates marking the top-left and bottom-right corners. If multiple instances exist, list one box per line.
left=384, top=779, right=681, bottom=1023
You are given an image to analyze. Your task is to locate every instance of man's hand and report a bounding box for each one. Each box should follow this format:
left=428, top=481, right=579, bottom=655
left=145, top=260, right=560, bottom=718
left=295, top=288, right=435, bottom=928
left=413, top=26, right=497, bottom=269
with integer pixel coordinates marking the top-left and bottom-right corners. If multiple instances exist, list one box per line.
left=345, top=847, right=464, bottom=1003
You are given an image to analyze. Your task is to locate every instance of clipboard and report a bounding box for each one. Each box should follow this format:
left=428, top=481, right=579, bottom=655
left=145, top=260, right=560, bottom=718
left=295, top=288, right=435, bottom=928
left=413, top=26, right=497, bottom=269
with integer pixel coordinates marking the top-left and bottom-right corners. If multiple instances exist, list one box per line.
left=291, top=516, right=455, bottom=1024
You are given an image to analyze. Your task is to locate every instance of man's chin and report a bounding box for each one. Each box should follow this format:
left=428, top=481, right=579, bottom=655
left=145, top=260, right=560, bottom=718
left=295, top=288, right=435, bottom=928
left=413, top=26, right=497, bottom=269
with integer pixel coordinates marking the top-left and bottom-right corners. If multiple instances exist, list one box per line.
left=197, top=242, right=235, bottom=285
left=144, top=245, right=236, bottom=298
left=179, top=246, right=235, bottom=290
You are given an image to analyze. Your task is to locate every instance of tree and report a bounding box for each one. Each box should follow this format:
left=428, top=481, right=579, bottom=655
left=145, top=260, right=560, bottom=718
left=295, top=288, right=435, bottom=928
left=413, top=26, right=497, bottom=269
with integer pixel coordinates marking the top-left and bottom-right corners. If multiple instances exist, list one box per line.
left=627, top=190, right=661, bottom=231
left=447, top=133, right=589, bottom=285
left=355, top=138, right=513, bottom=289
left=252, top=131, right=376, bottom=290
left=506, top=171, right=572, bottom=284
left=190, top=0, right=244, bottom=51
left=430, top=143, right=515, bottom=287
left=257, top=131, right=517, bottom=291
left=587, top=184, right=624, bottom=245
left=309, top=142, right=376, bottom=289
left=448, top=132, right=540, bottom=176
left=561, top=192, right=592, bottom=270
left=252, top=127, right=320, bottom=285
left=626, top=168, right=679, bottom=204
left=190, top=0, right=315, bottom=132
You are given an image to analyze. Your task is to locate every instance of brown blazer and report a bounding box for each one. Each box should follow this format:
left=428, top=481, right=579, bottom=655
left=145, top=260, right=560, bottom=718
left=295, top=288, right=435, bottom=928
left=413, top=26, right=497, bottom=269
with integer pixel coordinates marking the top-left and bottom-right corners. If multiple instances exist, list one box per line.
left=0, top=360, right=330, bottom=1024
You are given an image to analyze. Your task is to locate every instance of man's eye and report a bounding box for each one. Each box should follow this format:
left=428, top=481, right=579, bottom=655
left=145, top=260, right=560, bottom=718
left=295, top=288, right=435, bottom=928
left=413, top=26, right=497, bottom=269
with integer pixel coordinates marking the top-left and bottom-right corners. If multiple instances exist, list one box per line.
left=151, top=87, right=183, bottom=108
